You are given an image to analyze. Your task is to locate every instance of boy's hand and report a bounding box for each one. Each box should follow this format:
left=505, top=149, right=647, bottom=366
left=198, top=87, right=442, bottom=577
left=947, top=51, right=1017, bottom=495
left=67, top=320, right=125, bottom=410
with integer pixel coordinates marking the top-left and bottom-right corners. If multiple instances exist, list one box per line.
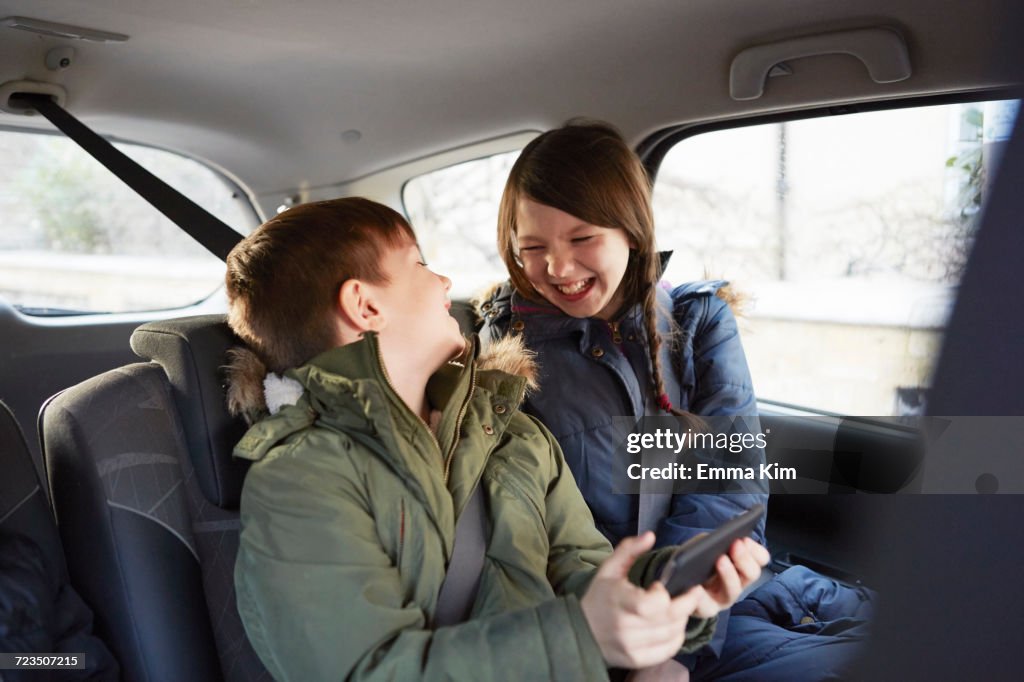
left=581, top=532, right=708, bottom=669
left=625, top=658, right=691, bottom=681
left=692, top=537, right=770, bottom=618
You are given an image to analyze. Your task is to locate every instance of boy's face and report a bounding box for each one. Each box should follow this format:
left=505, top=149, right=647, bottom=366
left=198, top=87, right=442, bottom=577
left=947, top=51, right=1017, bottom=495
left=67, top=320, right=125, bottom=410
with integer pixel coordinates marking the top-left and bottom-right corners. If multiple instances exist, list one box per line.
left=371, top=236, right=465, bottom=369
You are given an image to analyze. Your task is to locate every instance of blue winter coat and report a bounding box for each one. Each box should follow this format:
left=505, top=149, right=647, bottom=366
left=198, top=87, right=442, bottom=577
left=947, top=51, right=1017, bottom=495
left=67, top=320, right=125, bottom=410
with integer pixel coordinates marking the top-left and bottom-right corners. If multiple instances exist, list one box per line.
left=479, top=278, right=873, bottom=679
left=479, top=278, right=767, bottom=663
left=479, top=279, right=767, bottom=545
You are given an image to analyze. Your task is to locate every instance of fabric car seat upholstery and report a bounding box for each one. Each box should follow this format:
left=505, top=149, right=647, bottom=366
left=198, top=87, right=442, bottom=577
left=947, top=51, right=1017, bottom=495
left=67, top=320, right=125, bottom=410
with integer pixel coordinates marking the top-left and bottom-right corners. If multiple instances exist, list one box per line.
left=40, top=315, right=271, bottom=682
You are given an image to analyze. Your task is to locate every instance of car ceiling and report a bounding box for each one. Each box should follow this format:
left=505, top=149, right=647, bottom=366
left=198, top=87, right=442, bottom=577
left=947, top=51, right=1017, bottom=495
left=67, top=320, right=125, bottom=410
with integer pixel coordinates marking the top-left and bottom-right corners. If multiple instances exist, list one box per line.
left=0, top=0, right=1018, bottom=200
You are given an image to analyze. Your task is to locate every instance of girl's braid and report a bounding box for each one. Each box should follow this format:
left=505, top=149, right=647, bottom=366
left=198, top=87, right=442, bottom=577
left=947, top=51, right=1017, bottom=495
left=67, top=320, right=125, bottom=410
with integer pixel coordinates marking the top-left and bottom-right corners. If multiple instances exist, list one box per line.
left=640, top=281, right=703, bottom=430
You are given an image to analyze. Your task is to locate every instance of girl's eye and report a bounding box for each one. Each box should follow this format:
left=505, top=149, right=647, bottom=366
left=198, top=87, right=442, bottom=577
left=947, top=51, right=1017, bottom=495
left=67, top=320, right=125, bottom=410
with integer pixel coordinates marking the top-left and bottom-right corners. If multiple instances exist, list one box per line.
left=518, top=245, right=543, bottom=252
left=417, top=261, right=428, bottom=267
left=571, top=236, right=594, bottom=244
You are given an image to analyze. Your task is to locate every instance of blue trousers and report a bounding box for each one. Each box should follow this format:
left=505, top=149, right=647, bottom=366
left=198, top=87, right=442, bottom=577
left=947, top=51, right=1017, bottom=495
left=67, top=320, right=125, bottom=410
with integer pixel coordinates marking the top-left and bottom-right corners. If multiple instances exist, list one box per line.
left=691, top=566, right=873, bottom=682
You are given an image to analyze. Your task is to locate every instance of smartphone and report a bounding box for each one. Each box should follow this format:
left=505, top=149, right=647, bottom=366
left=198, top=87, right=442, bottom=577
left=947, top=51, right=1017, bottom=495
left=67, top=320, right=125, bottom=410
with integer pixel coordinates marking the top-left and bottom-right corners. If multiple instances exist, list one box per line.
left=658, top=504, right=765, bottom=597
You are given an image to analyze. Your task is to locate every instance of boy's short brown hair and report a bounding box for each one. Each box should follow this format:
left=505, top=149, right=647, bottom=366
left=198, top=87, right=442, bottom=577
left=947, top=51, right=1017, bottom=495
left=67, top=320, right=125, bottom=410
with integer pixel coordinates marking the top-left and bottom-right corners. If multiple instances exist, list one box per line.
left=226, top=197, right=415, bottom=373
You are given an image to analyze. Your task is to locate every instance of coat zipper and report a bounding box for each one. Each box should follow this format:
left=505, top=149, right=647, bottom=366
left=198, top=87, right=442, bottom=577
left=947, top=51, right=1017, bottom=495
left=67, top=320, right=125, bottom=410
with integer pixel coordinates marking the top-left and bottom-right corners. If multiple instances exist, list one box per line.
left=443, top=364, right=476, bottom=485
left=600, top=319, right=647, bottom=416
left=398, top=497, right=406, bottom=563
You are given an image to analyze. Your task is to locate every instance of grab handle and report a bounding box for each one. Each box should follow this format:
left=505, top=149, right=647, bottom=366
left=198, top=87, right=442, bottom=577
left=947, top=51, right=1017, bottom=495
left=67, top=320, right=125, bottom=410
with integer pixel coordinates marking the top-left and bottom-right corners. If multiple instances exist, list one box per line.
left=730, top=27, right=912, bottom=101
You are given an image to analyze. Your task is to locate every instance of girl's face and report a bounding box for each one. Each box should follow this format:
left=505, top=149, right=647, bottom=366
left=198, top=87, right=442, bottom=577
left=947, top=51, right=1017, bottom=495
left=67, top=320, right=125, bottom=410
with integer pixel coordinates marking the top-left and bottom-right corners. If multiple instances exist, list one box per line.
left=515, top=198, right=633, bottom=320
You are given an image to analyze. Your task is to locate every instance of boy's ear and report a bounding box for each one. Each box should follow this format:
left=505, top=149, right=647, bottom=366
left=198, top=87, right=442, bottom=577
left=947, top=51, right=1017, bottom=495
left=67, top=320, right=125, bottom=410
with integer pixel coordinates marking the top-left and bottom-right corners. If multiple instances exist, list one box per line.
left=337, top=279, right=384, bottom=332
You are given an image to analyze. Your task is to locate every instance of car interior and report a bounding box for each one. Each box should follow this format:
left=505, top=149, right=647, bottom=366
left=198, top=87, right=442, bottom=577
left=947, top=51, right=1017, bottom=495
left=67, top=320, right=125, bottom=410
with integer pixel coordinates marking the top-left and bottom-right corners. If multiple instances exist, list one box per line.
left=0, top=0, right=1021, bottom=679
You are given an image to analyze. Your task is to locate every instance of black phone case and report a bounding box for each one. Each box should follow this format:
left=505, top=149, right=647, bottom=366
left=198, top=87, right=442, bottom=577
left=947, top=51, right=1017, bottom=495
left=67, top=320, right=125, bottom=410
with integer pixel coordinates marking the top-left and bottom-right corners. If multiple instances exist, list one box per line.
left=659, top=504, right=764, bottom=597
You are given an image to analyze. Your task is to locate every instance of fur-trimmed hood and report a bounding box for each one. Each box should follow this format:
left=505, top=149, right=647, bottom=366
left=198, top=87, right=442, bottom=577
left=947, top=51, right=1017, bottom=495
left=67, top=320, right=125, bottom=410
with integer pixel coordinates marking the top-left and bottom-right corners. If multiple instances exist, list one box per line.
left=475, top=333, right=538, bottom=391
left=226, top=333, right=537, bottom=425
left=224, top=346, right=272, bottom=426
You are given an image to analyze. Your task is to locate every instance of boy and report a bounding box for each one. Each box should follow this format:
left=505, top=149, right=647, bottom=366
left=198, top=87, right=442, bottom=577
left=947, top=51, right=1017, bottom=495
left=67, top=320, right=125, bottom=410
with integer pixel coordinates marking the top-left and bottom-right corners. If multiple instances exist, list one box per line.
left=224, top=197, right=767, bottom=681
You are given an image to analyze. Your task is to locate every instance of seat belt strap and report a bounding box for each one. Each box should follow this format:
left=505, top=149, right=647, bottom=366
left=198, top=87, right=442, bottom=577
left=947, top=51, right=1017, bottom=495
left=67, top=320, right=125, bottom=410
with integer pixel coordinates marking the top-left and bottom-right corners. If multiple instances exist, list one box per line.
left=17, top=93, right=243, bottom=261
left=434, top=482, right=489, bottom=627
left=637, top=296, right=680, bottom=535
left=638, top=489, right=672, bottom=535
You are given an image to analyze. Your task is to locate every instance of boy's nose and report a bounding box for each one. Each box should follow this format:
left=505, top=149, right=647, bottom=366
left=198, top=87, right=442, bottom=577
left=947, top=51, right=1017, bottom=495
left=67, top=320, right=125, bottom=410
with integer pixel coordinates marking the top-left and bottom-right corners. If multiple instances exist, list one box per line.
left=438, top=273, right=452, bottom=291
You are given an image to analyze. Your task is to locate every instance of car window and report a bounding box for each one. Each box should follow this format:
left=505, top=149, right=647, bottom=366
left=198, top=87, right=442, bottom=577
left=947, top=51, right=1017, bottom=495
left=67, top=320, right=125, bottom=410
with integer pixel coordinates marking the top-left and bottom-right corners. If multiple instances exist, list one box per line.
left=402, top=150, right=520, bottom=299
left=652, top=99, right=1020, bottom=416
left=0, top=130, right=256, bottom=315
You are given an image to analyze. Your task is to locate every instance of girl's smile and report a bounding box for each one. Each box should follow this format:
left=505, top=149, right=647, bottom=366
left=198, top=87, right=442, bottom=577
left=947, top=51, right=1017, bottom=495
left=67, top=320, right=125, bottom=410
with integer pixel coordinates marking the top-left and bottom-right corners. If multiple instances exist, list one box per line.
left=515, top=199, right=633, bottom=320
left=552, top=277, right=596, bottom=301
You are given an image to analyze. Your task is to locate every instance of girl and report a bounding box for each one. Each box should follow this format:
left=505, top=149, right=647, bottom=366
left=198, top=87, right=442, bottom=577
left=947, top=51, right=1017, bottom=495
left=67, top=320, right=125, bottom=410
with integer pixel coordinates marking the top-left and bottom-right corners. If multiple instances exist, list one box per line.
left=479, top=121, right=872, bottom=681
left=224, top=197, right=766, bottom=681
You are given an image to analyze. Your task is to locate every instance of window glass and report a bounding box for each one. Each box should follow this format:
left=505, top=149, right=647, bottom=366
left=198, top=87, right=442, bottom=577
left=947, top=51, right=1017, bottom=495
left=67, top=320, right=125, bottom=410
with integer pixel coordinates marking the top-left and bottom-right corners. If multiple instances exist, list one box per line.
left=0, top=130, right=255, bottom=314
left=402, top=150, right=520, bottom=299
left=652, top=99, right=1019, bottom=415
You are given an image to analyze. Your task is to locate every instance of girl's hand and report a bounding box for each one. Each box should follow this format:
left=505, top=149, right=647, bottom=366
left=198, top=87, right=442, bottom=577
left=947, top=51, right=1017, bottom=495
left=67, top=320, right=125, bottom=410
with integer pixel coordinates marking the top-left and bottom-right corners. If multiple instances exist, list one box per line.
left=693, top=537, right=770, bottom=619
left=581, top=532, right=707, bottom=669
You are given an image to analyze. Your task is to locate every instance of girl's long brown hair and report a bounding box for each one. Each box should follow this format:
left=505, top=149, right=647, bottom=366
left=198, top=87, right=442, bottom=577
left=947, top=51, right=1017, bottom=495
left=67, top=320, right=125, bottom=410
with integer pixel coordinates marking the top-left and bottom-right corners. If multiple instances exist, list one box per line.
left=498, top=120, right=691, bottom=418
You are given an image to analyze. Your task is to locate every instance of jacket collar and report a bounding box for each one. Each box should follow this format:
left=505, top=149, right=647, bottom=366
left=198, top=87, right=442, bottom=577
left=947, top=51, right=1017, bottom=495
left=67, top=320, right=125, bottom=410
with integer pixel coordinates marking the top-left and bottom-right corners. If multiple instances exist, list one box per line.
left=232, top=329, right=533, bottom=512
left=290, top=331, right=476, bottom=458
left=500, top=283, right=666, bottom=349
left=287, top=334, right=477, bottom=543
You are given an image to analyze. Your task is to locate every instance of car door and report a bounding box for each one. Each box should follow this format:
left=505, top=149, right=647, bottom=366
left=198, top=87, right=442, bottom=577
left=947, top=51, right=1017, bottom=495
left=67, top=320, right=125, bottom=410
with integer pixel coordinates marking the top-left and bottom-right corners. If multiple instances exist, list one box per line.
left=641, top=94, right=1021, bottom=581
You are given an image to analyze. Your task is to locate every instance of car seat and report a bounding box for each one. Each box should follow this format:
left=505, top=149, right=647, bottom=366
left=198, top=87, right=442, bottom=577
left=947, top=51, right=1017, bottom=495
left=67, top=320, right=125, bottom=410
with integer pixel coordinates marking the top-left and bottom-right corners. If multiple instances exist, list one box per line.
left=40, top=316, right=271, bottom=682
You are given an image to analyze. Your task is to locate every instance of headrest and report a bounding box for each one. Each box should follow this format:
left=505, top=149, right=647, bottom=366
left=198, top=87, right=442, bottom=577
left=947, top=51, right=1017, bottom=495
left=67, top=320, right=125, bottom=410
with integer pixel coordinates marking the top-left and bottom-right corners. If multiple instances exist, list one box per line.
left=130, top=315, right=250, bottom=509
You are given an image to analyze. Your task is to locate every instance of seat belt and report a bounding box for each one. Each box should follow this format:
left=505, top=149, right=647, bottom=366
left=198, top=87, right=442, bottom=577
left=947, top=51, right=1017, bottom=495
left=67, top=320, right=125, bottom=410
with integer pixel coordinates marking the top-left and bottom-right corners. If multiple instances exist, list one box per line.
left=337, top=426, right=489, bottom=627
left=637, top=293, right=681, bottom=535
left=434, top=482, right=489, bottom=627
left=638, top=486, right=672, bottom=535
left=16, top=93, right=243, bottom=261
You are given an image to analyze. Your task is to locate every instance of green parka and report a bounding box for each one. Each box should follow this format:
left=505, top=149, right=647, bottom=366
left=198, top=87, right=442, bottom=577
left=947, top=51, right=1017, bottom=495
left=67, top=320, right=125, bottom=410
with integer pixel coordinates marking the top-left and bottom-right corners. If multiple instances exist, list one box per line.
left=231, top=333, right=715, bottom=681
